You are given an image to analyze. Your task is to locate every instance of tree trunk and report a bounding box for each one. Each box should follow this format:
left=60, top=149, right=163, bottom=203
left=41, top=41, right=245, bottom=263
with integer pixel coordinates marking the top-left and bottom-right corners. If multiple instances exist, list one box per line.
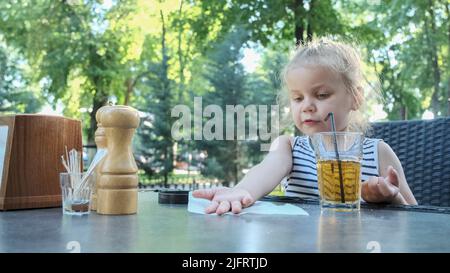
left=306, top=0, right=314, bottom=42
left=174, top=0, right=185, bottom=173
left=445, top=2, right=450, bottom=116
left=293, top=0, right=305, bottom=45
left=123, top=71, right=154, bottom=106
left=89, top=89, right=108, bottom=145
left=88, top=50, right=109, bottom=145
left=124, top=77, right=132, bottom=106
left=161, top=10, right=173, bottom=186
left=400, top=105, right=407, bottom=120
left=426, top=0, right=442, bottom=117
left=177, top=0, right=185, bottom=103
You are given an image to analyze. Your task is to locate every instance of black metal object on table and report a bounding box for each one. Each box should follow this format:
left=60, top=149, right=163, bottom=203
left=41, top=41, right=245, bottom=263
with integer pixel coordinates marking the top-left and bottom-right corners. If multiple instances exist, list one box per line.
left=158, top=189, right=189, bottom=204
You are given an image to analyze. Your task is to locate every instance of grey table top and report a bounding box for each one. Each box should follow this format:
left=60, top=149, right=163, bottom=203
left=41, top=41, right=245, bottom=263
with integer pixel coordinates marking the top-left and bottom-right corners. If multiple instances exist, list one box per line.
left=1, top=191, right=450, bottom=253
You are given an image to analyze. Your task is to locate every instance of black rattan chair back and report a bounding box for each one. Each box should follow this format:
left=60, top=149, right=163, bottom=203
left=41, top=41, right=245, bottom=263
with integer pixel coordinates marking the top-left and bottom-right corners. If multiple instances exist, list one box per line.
left=369, top=118, right=450, bottom=207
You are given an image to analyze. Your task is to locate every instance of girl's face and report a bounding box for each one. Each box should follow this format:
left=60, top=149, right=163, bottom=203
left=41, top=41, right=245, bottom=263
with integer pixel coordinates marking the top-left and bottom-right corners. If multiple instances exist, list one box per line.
left=286, top=66, right=356, bottom=136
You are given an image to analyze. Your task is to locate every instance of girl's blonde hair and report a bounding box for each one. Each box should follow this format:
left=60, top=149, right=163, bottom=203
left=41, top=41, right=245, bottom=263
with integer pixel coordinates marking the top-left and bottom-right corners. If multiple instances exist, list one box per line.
left=278, top=37, right=381, bottom=135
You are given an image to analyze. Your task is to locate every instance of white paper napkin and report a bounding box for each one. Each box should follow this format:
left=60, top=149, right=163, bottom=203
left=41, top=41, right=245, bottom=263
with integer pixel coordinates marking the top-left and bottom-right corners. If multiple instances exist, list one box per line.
left=188, top=192, right=309, bottom=216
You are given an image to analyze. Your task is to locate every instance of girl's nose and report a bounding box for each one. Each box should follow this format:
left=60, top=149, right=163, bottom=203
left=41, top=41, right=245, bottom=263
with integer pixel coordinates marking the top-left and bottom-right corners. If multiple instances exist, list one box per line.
left=302, top=98, right=316, bottom=112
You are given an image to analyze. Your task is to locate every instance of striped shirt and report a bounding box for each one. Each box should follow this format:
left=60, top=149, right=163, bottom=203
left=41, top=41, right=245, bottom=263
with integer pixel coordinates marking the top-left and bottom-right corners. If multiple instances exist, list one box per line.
left=285, top=135, right=381, bottom=198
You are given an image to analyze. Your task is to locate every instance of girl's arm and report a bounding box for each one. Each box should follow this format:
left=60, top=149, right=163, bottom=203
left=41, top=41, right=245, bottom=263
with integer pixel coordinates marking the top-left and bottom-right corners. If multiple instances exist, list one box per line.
left=361, top=141, right=418, bottom=205
left=193, top=135, right=293, bottom=214
left=235, top=135, right=293, bottom=200
left=378, top=141, right=417, bottom=205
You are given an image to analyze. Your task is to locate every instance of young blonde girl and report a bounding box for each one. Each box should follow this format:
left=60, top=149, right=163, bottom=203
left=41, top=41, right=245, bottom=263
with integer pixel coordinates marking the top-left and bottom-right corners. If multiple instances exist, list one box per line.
left=193, top=37, right=417, bottom=214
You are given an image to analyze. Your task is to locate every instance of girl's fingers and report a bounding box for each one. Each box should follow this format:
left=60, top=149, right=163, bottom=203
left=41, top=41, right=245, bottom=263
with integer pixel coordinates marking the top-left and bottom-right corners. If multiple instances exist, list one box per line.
left=205, top=200, right=219, bottom=214
left=363, top=174, right=400, bottom=203
left=242, top=195, right=254, bottom=207
left=193, top=188, right=219, bottom=200
left=194, top=188, right=253, bottom=214
left=361, top=179, right=370, bottom=199
left=216, top=201, right=231, bottom=215
left=385, top=166, right=399, bottom=187
left=231, top=201, right=242, bottom=214
left=368, top=177, right=383, bottom=200
left=377, top=177, right=399, bottom=199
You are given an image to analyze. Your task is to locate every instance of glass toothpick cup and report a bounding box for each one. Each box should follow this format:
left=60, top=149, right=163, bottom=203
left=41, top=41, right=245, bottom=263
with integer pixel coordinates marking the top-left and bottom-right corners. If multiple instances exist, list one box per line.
left=60, top=172, right=94, bottom=216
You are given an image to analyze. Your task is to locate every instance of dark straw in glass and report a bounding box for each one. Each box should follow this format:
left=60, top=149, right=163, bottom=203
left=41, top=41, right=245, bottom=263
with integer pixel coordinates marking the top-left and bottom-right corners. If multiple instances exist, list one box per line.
left=324, top=112, right=346, bottom=203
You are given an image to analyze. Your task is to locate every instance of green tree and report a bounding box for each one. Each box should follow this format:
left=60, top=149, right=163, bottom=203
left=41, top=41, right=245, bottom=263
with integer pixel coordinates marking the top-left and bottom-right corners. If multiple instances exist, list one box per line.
left=243, top=44, right=290, bottom=165
left=0, top=40, right=43, bottom=113
left=346, top=0, right=450, bottom=119
left=135, top=11, right=175, bottom=186
left=190, top=0, right=344, bottom=46
left=0, top=0, right=143, bottom=142
left=194, top=28, right=253, bottom=185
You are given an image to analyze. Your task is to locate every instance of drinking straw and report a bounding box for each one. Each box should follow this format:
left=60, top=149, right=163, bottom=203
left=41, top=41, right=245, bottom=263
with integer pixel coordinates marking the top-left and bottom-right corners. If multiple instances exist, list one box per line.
left=324, top=112, right=345, bottom=203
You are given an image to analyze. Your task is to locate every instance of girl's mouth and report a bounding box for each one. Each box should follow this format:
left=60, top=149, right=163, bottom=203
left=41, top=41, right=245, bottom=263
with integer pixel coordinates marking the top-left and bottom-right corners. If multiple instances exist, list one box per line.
left=303, top=119, right=320, bottom=126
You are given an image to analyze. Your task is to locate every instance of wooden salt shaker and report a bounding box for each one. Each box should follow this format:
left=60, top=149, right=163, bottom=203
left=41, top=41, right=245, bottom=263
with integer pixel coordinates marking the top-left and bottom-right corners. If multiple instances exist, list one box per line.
left=96, top=105, right=140, bottom=215
left=91, top=106, right=109, bottom=211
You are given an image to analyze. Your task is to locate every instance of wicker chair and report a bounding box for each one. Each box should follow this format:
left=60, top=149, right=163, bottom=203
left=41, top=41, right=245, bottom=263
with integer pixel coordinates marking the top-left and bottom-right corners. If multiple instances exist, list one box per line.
left=369, top=117, right=450, bottom=207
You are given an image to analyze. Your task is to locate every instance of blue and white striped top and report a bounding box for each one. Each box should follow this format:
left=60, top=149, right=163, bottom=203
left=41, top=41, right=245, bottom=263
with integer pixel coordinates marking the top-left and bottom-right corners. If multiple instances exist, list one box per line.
left=285, top=135, right=381, bottom=198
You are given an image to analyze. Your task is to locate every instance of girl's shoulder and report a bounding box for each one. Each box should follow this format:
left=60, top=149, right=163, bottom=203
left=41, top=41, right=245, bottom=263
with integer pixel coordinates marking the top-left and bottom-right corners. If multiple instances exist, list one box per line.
left=376, top=140, right=403, bottom=178
left=273, top=135, right=308, bottom=149
left=363, top=136, right=383, bottom=144
left=362, top=137, right=384, bottom=154
left=290, top=135, right=302, bottom=147
left=290, top=135, right=312, bottom=151
left=269, top=135, right=295, bottom=153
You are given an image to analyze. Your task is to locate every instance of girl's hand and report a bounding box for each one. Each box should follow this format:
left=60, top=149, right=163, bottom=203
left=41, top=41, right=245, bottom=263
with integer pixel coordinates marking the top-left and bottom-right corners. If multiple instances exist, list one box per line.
left=192, top=187, right=255, bottom=215
left=361, top=166, right=406, bottom=204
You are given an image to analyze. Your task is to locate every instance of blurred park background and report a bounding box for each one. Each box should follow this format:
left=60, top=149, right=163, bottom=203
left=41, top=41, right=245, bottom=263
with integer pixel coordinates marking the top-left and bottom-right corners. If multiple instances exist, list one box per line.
left=0, top=0, right=449, bottom=189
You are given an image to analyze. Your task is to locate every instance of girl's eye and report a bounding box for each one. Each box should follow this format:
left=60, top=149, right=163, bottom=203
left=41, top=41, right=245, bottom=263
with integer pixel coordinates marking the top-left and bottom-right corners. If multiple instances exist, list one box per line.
left=317, top=93, right=330, bottom=99
left=293, top=97, right=303, bottom=102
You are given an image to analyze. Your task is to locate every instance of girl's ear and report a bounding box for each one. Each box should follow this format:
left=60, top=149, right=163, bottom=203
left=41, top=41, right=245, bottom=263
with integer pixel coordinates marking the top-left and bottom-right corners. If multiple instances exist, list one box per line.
left=351, top=86, right=364, bottom=111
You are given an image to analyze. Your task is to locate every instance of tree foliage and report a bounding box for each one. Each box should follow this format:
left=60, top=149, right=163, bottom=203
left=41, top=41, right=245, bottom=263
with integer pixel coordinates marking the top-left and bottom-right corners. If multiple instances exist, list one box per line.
left=1, top=0, right=449, bottom=184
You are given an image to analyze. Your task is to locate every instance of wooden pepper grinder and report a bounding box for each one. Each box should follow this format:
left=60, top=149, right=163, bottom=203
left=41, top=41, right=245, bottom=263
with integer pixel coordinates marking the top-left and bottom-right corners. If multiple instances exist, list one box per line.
left=91, top=105, right=109, bottom=211
left=97, top=105, right=140, bottom=215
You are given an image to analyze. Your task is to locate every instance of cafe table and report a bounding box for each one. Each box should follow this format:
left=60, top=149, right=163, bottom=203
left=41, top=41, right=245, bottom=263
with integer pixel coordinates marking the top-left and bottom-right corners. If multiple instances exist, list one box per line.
left=1, top=190, right=450, bottom=253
